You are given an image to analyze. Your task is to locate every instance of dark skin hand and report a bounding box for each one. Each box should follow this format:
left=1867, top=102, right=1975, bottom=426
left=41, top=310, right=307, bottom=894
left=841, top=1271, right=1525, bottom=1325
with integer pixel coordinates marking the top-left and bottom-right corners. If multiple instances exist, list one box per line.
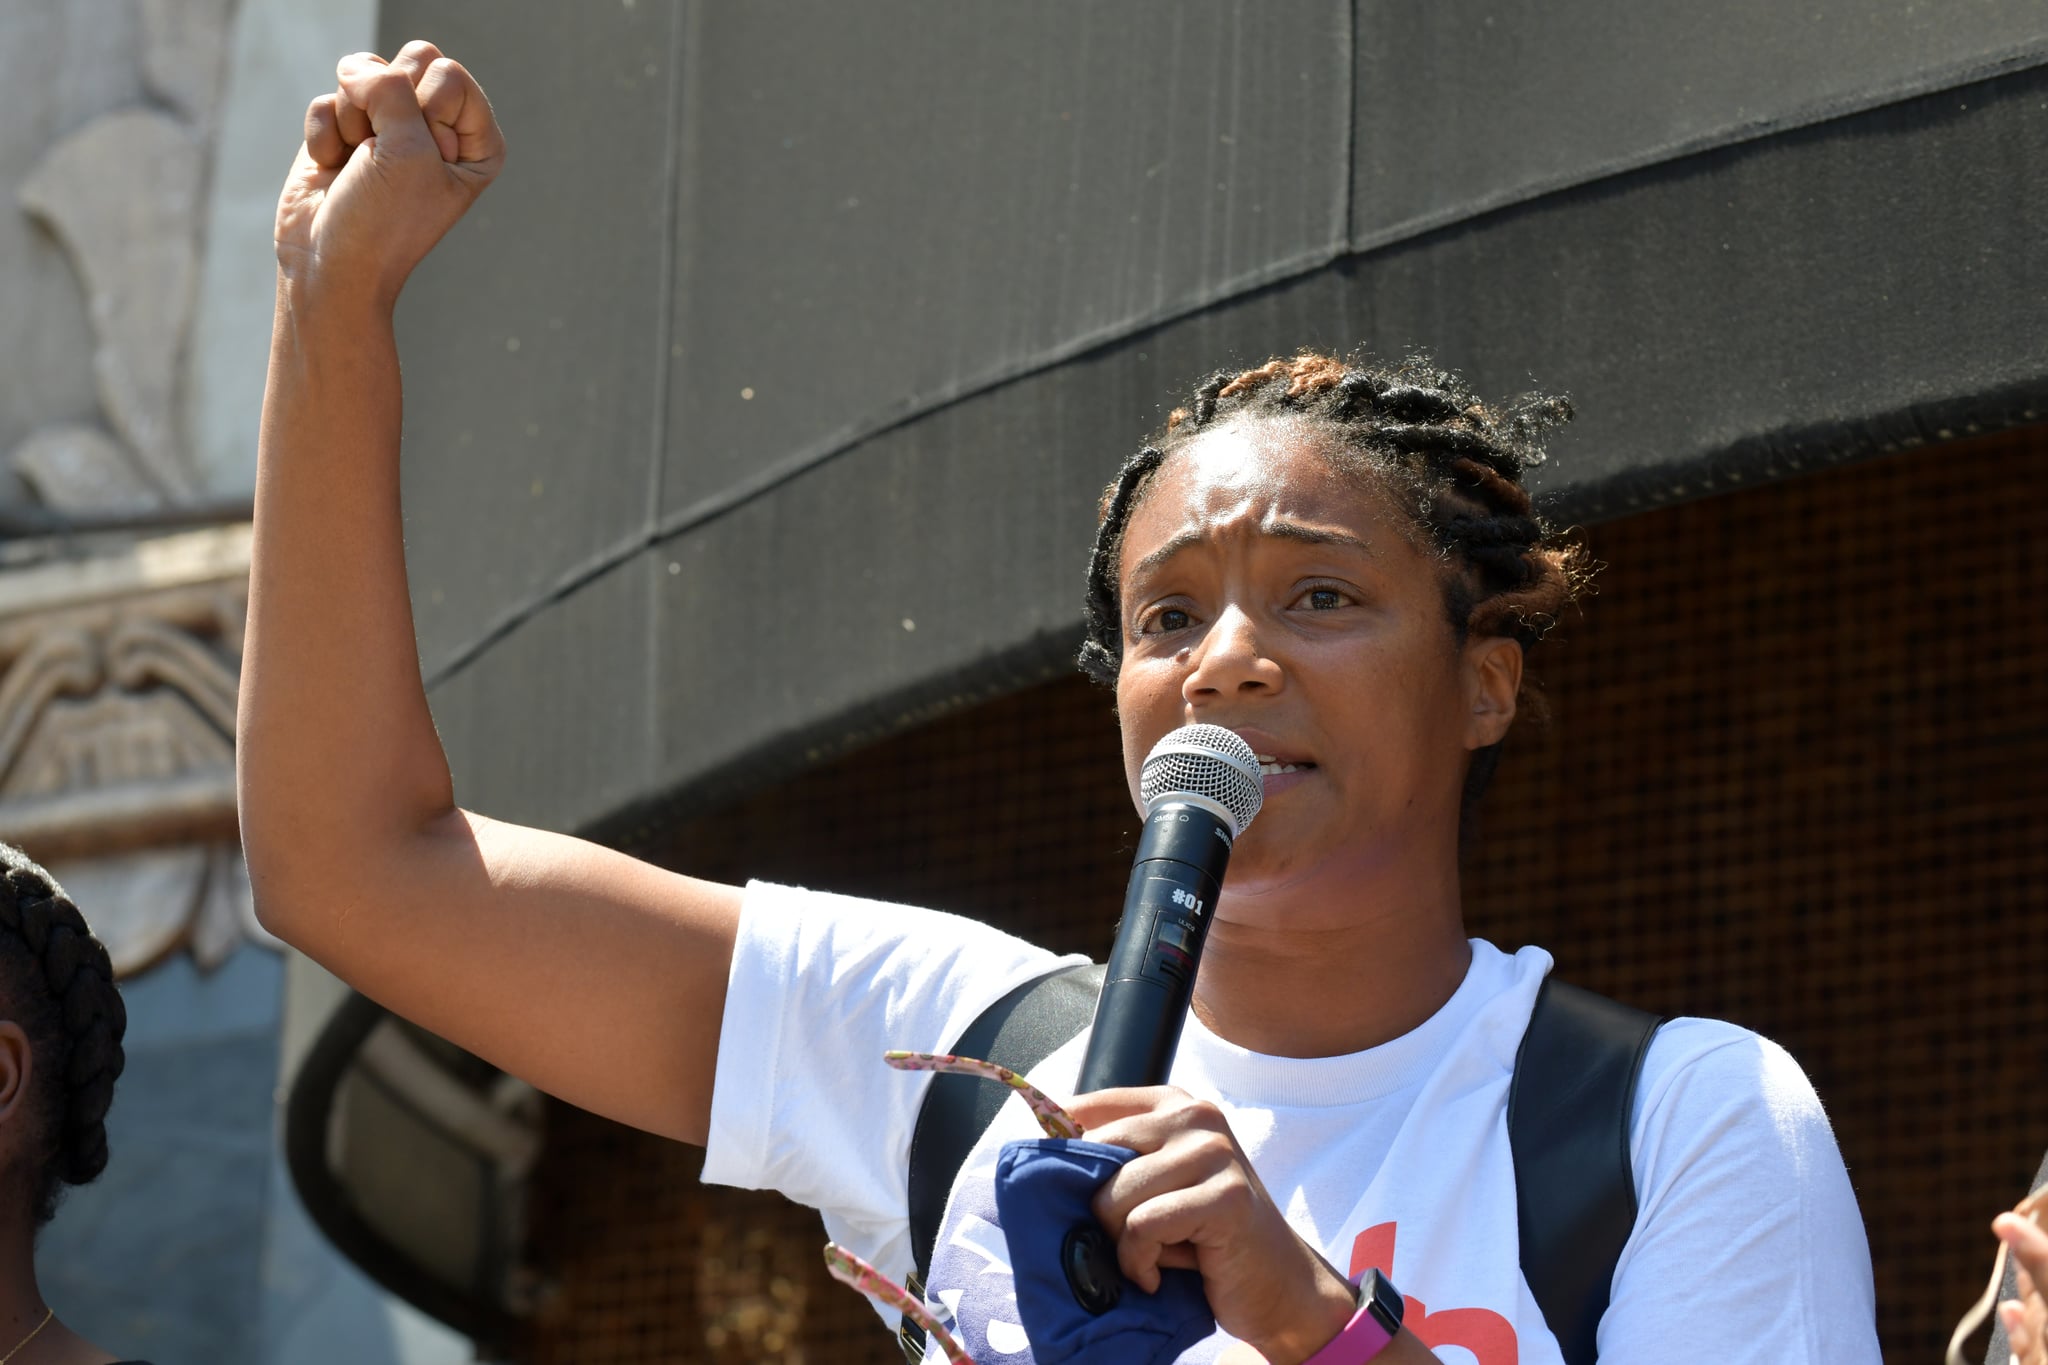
left=1073, top=1087, right=1438, bottom=1365
left=281, top=46, right=505, bottom=303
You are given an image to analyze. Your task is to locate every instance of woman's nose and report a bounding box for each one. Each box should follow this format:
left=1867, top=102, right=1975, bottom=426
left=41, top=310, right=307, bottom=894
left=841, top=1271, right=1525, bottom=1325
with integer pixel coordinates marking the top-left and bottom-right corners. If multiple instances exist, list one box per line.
left=1181, top=606, right=1282, bottom=703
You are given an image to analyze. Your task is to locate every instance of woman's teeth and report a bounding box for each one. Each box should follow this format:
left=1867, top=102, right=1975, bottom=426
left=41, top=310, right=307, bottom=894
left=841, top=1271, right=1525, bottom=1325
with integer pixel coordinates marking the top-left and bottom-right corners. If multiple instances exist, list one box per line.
left=1254, top=754, right=1309, bottom=776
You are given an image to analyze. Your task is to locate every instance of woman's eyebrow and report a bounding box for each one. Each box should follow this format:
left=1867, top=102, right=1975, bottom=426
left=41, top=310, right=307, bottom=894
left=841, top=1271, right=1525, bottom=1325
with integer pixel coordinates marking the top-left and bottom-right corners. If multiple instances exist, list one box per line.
left=1131, top=531, right=1206, bottom=576
left=1264, top=522, right=1375, bottom=555
left=1131, top=522, right=1373, bottom=576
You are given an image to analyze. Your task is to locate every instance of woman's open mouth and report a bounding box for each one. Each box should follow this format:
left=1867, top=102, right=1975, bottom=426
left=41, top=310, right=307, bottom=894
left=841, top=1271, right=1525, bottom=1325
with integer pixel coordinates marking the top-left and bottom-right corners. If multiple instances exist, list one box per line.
left=1252, top=753, right=1317, bottom=793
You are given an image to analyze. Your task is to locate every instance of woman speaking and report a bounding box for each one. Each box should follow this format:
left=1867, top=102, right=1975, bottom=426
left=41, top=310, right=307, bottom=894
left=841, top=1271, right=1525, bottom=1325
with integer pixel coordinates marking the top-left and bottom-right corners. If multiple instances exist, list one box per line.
left=239, top=42, right=1881, bottom=1365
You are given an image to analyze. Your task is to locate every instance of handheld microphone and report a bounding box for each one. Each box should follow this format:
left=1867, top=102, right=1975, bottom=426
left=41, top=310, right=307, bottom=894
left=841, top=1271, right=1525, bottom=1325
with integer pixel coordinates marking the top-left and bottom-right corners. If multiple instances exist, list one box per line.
left=1075, top=723, right=1264, bottom=1094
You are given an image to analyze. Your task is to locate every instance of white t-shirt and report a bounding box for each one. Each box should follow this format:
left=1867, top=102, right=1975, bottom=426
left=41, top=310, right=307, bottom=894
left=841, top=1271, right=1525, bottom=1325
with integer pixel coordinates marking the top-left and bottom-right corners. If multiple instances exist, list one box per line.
left=705, top=883, right=1880, bottom=1365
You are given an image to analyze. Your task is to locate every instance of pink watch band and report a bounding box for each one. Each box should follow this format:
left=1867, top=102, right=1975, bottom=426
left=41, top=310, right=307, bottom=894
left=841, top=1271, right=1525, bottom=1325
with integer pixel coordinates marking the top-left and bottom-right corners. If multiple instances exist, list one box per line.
left=1300, top=1298, right=1396, bottom=1365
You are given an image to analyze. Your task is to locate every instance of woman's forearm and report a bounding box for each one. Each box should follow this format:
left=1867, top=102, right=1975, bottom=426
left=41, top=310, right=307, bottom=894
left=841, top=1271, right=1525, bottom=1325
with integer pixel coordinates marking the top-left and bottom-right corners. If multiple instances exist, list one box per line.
left=238, top=276, right=456, bottom=920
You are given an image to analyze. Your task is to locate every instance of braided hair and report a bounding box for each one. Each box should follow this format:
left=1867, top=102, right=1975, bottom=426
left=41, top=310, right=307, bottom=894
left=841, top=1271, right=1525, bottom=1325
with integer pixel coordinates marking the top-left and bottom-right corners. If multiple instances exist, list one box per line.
left=1079, top=350, right=1589, bottom=823
left=0, top=844, right=126, bottom=1226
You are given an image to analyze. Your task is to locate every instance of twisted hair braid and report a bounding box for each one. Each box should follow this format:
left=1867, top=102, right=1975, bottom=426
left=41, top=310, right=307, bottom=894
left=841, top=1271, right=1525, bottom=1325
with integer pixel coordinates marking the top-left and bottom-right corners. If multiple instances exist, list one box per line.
left=0, top=844, right=126, bottom=1226
left=1079, top=350, right=1590, bottom=824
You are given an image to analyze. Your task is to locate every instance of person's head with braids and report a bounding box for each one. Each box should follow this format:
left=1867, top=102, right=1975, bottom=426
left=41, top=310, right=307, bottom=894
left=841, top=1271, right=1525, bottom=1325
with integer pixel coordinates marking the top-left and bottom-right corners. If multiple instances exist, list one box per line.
left=0, top=844, right=142, bottom=1364
left=0, top=844, right=125, bottom=1234
left=1082, top=351, right=1586, bottom=981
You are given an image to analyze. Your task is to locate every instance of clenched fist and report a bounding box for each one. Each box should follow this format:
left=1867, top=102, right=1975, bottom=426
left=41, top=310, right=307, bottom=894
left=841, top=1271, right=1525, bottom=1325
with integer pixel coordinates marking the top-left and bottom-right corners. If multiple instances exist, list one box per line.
left=275, top=40, right=505, bottom=307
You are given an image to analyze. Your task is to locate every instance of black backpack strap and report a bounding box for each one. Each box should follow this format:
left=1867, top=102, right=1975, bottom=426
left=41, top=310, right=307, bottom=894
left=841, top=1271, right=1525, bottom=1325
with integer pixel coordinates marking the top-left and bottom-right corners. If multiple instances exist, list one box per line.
left=1508, top=976, right=1664, bottom=1365
left=900, top=961, right=1105, bottom=1361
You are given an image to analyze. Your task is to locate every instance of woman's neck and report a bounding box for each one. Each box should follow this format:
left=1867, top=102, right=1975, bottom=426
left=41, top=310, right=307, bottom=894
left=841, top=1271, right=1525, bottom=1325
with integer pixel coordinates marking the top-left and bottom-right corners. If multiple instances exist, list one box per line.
left=0, top=1220, right=113, bottom=1364
left=1189, top=856, right=1474, bottom=1059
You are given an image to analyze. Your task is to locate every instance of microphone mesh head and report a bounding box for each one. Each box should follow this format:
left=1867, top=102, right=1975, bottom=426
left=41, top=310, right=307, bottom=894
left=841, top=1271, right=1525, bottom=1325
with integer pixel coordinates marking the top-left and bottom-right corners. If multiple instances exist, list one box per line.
left=1139, top=723, right=1265, bottom=835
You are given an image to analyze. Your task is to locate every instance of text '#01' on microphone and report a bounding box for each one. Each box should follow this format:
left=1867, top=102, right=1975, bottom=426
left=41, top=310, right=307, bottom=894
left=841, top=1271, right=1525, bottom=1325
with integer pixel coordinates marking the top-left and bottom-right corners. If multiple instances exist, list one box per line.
left=1075, top=724, right=1262, bottom=1094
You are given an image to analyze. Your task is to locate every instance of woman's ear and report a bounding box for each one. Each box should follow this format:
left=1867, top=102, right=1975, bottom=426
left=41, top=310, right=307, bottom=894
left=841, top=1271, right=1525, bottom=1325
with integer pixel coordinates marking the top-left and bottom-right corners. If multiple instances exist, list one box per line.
left=1463, top=635, right=1523, bottom=750
left=0, top=1022, right=32, bottom=1132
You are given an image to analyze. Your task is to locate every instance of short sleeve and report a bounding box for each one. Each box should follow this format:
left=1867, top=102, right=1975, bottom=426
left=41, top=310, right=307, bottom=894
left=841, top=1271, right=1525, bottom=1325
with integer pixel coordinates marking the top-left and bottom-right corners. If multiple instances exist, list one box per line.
left=701, top=881, right=1082, bottom=1280
left=1595, top=1018, right=1881, bottom=1364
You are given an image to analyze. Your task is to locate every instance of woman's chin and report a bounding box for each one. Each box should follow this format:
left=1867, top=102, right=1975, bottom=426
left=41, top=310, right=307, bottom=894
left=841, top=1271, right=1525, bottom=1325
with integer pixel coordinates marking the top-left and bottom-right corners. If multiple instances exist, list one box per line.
left=1217, top=850, right=1328, bottom=907
left=1221, top=815, right=1332, bottom=890
left=1216, top=826, right=1379, bottom=922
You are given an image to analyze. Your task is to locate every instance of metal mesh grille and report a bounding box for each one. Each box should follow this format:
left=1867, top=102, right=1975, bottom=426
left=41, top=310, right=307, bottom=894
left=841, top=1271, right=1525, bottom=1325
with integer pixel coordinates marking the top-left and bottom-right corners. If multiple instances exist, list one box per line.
left=1138, top=723, right=1264, bottom=834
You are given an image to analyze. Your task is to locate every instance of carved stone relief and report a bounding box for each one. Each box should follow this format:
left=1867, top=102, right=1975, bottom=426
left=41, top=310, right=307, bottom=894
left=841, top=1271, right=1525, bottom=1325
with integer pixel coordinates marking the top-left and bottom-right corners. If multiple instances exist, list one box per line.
left=8, top=0, right=241, bottom=512
left=19, top=111, right=205, bottom=504
left=140, top=0, right=239, bottom=134
left=0, top=2, right=270, bottom=979
left=0, top=527, right=271, bottom=977
left=8, top=424, right=161, bottom=516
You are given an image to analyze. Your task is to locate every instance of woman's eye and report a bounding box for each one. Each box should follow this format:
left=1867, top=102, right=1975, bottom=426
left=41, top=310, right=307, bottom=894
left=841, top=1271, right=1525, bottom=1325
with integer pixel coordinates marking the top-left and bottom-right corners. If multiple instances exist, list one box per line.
left=1135, top=605, right=1193, bottom=635
left=1300, top=587, right=1349, bottom=610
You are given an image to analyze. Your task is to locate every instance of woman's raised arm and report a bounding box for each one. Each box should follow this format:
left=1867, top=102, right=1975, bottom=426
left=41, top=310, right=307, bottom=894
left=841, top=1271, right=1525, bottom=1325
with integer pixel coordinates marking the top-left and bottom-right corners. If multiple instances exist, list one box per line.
left=238, top=42, right=740, bottom=1145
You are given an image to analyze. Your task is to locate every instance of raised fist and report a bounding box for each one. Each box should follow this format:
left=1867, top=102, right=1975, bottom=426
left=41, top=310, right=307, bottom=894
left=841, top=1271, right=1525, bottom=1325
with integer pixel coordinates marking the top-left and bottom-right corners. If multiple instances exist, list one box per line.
left=275, top=40, right=505, bottom=306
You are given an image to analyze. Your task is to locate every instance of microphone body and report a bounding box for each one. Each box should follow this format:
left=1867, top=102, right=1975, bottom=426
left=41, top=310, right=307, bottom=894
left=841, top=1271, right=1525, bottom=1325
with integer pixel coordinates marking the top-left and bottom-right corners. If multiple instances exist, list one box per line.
left=1075, top=723, right=1264, bottom=1094
left=1075, top=799, right=1235, bottom=1092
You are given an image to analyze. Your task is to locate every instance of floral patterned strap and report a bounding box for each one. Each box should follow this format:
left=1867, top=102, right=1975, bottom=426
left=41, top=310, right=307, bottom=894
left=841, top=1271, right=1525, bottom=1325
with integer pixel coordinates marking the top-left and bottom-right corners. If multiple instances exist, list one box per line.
left=823, top=1242, right=978, bottom=1365
left=884, top=1050, right=1086, bottom=1139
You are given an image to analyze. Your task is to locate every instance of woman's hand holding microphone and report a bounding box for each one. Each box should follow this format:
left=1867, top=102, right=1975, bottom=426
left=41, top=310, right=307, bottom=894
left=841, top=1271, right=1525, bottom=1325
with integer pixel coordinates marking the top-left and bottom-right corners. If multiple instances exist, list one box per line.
left=1072, top=1087, right=1436, bottom=1365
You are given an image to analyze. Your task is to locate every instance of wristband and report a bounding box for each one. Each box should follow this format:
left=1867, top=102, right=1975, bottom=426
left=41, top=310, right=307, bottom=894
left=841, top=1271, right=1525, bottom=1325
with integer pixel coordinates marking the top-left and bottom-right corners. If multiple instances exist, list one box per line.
left=1301, top=1267, right=1403, bottom=1365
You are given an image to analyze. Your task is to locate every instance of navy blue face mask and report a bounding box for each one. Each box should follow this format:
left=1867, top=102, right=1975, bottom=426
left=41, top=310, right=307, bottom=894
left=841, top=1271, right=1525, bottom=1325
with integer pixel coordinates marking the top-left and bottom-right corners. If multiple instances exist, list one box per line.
left=993, top=1138, right=1217, bottom=1365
